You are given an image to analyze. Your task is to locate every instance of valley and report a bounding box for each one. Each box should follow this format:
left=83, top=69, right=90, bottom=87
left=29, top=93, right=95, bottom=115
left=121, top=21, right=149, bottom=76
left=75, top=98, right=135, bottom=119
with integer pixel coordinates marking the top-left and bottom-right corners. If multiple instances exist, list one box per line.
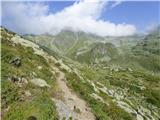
left=1, top=26, right=160, bottom=120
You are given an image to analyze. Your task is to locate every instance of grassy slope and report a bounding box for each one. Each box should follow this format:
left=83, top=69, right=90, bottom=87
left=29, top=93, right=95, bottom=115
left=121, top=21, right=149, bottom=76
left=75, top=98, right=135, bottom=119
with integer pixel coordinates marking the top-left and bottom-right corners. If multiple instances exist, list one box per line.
left=65, top=73, right=134, bottom=120
left=63, top=61, right=160, bottom=120
left=1, top=28, right=58, bottom=120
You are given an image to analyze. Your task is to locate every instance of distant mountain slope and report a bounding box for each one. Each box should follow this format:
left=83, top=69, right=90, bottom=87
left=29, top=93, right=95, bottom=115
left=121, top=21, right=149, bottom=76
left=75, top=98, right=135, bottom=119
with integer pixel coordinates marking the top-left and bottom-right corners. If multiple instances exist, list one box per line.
left=131, top=27, right=160, bottom=72
left=24, top=27, right=160, bottom=73
left=132, top=27, right=160, bottom=55
left=76, top=42, right=118, bottom=63
left=24, top=30, right=104, bottom=57
left=23, top=34, right=61, bottom=54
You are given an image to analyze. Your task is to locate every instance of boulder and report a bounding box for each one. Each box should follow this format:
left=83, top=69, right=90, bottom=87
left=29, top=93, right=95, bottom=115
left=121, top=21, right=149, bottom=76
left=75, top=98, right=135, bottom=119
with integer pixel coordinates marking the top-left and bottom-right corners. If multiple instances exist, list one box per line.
left=8, top=76, right=20, bottom=82
left=21, top=78, right=28, bottom=84
left=30, top=78, right=50, bottom=88
left=9, top=57, right=21, bottom=67
left=37, top=66, right=42, bottom=70
left=24, top=90, right=31, bottom=97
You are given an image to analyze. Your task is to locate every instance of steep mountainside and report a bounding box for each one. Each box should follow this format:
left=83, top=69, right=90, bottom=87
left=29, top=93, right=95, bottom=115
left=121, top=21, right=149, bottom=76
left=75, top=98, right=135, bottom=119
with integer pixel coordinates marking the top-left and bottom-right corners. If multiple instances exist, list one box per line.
left=1, top=28, right=58, bottom=120
left=1, top=27, right=160, bottom=120
left=1, top=27, right=94, bottom=120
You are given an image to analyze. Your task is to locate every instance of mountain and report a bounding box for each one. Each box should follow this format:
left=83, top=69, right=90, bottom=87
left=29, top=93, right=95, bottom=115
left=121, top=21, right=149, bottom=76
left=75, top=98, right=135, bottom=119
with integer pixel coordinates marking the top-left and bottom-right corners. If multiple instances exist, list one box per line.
left=24, top=30, right=105, bottom=59
left=24, top=28, right=160, bottom=72
left=1, top=27, right=160, bottom=120
left=130, top=27, right=160, bottom=72
left=132, top=27, right=160, bottom=55
left=75, top=42, right=118, bottom=63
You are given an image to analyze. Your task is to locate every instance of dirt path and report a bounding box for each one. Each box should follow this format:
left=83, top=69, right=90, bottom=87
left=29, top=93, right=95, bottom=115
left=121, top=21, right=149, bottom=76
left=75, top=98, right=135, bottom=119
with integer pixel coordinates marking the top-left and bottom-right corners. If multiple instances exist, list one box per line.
left=11, top=36, right=94, bottom=120
left=53, top=71, right=95, bottom=120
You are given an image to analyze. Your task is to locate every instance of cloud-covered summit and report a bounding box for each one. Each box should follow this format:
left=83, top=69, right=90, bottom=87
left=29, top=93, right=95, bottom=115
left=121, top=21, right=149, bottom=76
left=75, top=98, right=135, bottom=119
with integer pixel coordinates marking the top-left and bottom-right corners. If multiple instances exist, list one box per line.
left=2, top=0, right=136, bottom=36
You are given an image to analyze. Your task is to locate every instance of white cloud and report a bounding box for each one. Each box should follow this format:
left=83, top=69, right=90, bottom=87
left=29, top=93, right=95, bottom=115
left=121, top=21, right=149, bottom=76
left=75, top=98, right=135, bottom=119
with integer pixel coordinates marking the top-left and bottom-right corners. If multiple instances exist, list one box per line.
left=2, top=0, right=136, bottom=36
left=110, top=1, right=122, bottom=9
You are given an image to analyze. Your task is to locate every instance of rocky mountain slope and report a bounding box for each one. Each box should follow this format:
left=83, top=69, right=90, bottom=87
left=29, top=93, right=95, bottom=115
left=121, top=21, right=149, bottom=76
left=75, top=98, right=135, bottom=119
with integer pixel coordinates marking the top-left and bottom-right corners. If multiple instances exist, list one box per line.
left=24, top=30, right=105, bottom=59
left=1, top=27, right=160, bottom=120
left=25, top=27, right=160, bottom=72
left=1, top=28, right=94, bottom=120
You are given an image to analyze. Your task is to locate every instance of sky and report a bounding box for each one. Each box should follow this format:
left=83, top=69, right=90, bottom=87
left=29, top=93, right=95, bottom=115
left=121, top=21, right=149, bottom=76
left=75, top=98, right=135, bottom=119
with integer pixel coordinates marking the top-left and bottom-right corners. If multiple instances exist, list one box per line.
left=1, top=0, right=160, bottom=36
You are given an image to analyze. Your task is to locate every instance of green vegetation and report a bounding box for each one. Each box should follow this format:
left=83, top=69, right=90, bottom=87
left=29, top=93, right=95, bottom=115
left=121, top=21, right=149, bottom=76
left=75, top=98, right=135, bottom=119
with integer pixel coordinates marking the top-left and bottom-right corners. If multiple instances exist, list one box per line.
left=1, top=28, right=58, bottom=120
left=3, top=93, right=58, bottom=120
left=65, top=71, right=135, bottom=120
left=1, top=26, right=160, bottom=120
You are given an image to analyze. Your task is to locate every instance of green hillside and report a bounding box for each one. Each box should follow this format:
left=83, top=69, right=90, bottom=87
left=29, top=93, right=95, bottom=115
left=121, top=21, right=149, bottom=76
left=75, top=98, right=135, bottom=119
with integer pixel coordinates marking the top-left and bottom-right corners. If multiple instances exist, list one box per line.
left=1, top=27, right=160, bottom=120
left=1, top=28, right=58, bottom=120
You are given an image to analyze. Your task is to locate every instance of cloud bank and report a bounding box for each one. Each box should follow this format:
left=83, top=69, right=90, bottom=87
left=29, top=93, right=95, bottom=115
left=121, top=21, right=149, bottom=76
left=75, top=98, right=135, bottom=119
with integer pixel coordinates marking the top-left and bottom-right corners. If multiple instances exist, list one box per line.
left=2, top=0, right=136, bottom=36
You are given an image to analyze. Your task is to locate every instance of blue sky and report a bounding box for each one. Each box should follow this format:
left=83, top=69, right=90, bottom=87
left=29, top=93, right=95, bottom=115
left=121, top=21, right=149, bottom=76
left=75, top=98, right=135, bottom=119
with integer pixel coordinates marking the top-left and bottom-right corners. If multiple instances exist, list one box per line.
left=2, top=1, right=160, bottom=36
left=101, top=1, right=160, bottom=31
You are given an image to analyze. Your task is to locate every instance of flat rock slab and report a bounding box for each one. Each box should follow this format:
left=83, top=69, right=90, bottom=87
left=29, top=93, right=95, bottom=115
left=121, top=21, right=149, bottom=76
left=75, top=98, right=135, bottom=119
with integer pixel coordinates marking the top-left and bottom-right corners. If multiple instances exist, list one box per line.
left=30, top=78, right=50, bottom=88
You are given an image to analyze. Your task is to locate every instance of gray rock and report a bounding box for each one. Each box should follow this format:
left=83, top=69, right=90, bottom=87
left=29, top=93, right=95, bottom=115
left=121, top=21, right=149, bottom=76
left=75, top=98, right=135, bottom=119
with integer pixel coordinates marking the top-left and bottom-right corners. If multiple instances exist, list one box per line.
left=9, top=57, right=21, bottom=67
left=24, top=90, right=31, bottom=97
left=37, top=66, right=43, bottom=70
left=30, top=78, right=50, bottom=88
left=9, top=76, right=20, bottom=82
left=21, top=78, right=28, bottom=84
left=127, top=68, right=133, bottom=72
